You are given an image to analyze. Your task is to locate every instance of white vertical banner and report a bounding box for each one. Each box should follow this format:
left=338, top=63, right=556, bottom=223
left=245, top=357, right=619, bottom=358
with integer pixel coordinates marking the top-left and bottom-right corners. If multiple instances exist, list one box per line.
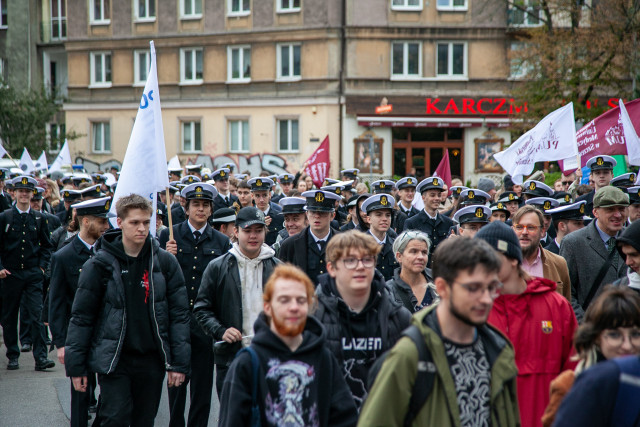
left=109, top=41, right=169, bottom=235
left=19, top=148, right=36, bottom=174
left=49, top=139, right=72, bottom=173
left=36, top=150, right=49, bottom=173
left=620, top=99, right=640, bottom=175
left=0, top=140, right=7, bottom=159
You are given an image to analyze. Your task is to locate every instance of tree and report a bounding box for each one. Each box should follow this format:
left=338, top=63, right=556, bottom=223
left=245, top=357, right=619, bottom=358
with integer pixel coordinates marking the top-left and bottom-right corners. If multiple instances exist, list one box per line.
left=507, top=0, right=640, bottom=126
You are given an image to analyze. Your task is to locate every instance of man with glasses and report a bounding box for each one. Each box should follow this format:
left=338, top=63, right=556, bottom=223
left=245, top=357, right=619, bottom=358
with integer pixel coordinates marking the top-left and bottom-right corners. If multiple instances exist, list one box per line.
left=475, top=221, right=577, bottom=427
left=359, top=237, right=519, bottom=426
left=510, top=205, right=572, bottom=301
left=315, top=230, right=411, bottom=411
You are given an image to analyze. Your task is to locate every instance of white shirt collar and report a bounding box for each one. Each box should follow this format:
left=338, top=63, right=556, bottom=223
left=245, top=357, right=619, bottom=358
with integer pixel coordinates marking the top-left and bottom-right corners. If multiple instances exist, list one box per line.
left=15, top=206, right=30, bottom=214
left=77, top=234, right=94, bottom=251
left=310, top=229, right=330, bottom=243
left=187, top=220, right=207, bottom=235
left=424, top=210, right=437, bottom=220
left=370, top=231, right=387, bottom=245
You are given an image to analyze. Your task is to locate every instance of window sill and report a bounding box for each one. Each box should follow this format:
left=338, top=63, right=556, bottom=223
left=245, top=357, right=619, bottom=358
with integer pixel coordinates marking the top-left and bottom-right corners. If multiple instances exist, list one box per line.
left=90, top=20, right=111, bottom=26
left=179, top=80, right=204, bottom=86
left=227, top=11, right=251, bottom=17
left=276, top=8, right=301, bottom=14
left=89, top=83, right=113, bottom=89
left=276, top=76, right=302, bottom=82
left=278, top=150, right=300, bottom=154
left=180, top=14, right=203, bottom=20
left=226, top=79, right=251, bottom=84
left=436, top=7, right=468, bottom=12
left=229, top=150, right=251, bottom=154
left=433, top=75, right=468, bottom=81
left=92, top=151, right=112, bottom=154
left=181, top=150, right=203, bottom=154
left=134, top=17, right=157, bottom=23
left=391, top=6, right=424, bottom=11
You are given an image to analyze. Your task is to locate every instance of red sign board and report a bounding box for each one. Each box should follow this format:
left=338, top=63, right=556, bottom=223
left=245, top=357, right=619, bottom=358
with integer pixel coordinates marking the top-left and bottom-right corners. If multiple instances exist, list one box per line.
left=425, top=98, right=528, bottom=116
left=375, top=104, right=393, bottom=114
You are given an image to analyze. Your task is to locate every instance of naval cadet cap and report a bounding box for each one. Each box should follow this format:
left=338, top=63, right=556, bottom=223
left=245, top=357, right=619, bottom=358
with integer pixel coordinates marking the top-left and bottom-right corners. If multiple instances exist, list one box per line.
left=417, top=176, right=445, bottom=194
left=525, top=197, right=560, bottom=214
left=450, top=186, right=468, bottom=198
left=91, top=173, right=107, bottom=184
left=553, top=191, right=573, bottom=205
left=211, top=207, right=237, bottom=224
left=211, top=168, right=231, bottom=181
left=341, top=168, right=359, bottom=179
left=13, top=175, right=38, bottom=190
left=321, top=184, right=345, bottom=198
left=71, top=196, right=115, bottom=218
left=546, top=201, right=587, bottom=222
left=278, top=173, right=295, bottom=184
left=372, top=180, right=396, bottom=194
left=498, top=191, right=520, bottom=203
left=185, top=164, right=202, bottom=173
left=279, top=197, right=306, bottom=215
left=61, top=188, right=82, bottom=202
left=302, top=190, right=340, bottom=212
left=610, top=172, right=637, bottom=189
left=362, top=194, right=396, bottom=213
left=627, top=186, right=640, bottom=205
left=181, top=183, right=217, bottom=201
left=586, top=155, right=616, bottom=171
left=32, top=187, right=45, bottom=200
left=168, top=166, right=183, bottom=175
left=234, top=173, right=248, bottom=181
left=490, top=201, right=511, bottom=219
left=454, top=205, right=491, bottom=224
left=396, top=177, right=418, bottom=190
left=221, top=163, right=235, bottom=172
left=201, top=172, right=212, bottom=182
left=523, top=180, right=553, bottom=198
left=181, top=175, right=201, bottom=185
left=79, top=184, right=104, bottom=200
left=323, top=178, right=340, bottom=187
left=72, top=174, right=92, bottom=187
left=459, top=188, right=491, bottom=206
left=0, top=168, right=8, bottom=180
left=248, top=177, right=274, bottom=191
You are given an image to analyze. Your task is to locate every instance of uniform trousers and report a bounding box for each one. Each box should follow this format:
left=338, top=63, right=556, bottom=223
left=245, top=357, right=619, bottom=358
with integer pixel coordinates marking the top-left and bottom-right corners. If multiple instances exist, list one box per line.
left=0, top=267, right=47, bottom=361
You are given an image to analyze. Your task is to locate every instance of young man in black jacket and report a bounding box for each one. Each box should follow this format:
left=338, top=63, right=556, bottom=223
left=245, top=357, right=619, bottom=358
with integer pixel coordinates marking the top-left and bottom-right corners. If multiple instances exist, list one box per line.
left=194, top=206, right=280, bottom=397
left=315, top=230, right=412, bottom=411
left=219, top=264, right=358, bottom=427
left=64, top=194, right=190, bottom=427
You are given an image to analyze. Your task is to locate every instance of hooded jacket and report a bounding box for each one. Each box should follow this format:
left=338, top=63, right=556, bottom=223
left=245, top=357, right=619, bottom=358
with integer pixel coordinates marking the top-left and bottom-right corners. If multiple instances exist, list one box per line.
left=358, top=305, right=520, bottom=427
left=219, top=313, right=358, bottom=427
left=488, top=277, right=578, bottom=427
left=64, top=229, right=190, bottom=377
left=386, top=267, right=438, bottom=313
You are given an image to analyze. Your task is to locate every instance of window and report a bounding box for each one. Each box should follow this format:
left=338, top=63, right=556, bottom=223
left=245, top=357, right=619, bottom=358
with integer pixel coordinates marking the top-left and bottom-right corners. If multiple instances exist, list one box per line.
left=90, top=0, right=110, bottom=24
left=229, top=119, right=249, bottom=152
left=228, top=0, right=250, bottom=16
left=391, top=42, right=421, bottom=79
left=508, top=0, right=541, bottom=26
left=90, top=52, right=112, bottom=87
left=0, top=58, right=6, bottom=84
left=509, top=42, right=533, bottom=78
left=227, top=46, right=251, bottom=83
left=51, top=0, right=66, bottom=39
left=134, top=50, right=150, bottom=86
left=180, top=48, right=203, bottom=84
left=277, top=119, right=299, bottom=152
left=181, top=121, right=202, bottom=153
left=181, top=0, right=202, bottom=19
left=436, top=0, right=467, bottom=11
left=277, top=0, right=300, bottom=13
left=391, top=0, right=423, bottom=11
left=135, top=0, right=155, bottom=21
left=92, top=121, right=111, bottom=153
left=436, top=42, right=466, bottom=78
left=0, top=0, right=7, bottom=28
left=277, top=44, right=301, bottom=80
left=48, top=123, right=65, bottom=153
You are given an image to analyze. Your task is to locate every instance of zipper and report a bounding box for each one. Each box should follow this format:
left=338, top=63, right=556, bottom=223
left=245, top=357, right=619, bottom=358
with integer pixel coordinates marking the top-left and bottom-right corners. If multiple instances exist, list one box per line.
left=150, top=250, right=169, bottom=369
left=108, top=258, right=126, bottom=374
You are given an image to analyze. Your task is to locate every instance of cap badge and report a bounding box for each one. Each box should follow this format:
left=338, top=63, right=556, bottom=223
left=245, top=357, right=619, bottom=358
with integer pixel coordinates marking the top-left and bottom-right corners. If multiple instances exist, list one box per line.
left=432, top=178, right=439, bottom=186
left=353, top=170, right=358, bottom=176
left=541, top=321, right=553, bottom=334
left=315, top=192, right=324, bottom=203
left=544, top=201, right=551, bottom=210
left=498, top=203, right=504, bottom=209
left=195, top=186, right=202, bottom=193
left=508, top=193, right=514, bottom=200
left=456, top=187, right=462, bottom=194
left=220, top=170, right=225, bottom=177
left=336, top=188, right=341, bottom=194
left=475, top=207, right=483, bottom=218
left=631, top=174, right=636, bottom=182
left=529, top=182, right=536, bottom=190
left=564, top=195, right=570, bottom=202
left=596, top=157, right=604, bottom=166
left=64, top=191, right=69, bottom=197
left=407, top=178, right=413, bottom=185
left=22, top=177, right=28, bottom=185
left=256, top=179, right=262, bottom=187
left=468, top=190, right=475, bottom=199
left=380, top=182, right=386, bottom=189
left=380, top=196, right=388, bottom=206
left=188, top=177, right=194, bottom=183
left=579, top=204, right=585, bottom=214
left=105, top=200, right=110, bottom=211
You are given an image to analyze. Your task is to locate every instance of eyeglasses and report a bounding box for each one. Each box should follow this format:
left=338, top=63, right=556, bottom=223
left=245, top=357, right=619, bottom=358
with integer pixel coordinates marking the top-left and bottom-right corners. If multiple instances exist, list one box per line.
left=453, top=280, right=503, bottom=299
left=514, top=224, right=540, bottom=232
left=602, top=329, right=640, bottom=346
left=561, top=181, right=573, bottom=186
left=342, top=256, right=376, bottom=270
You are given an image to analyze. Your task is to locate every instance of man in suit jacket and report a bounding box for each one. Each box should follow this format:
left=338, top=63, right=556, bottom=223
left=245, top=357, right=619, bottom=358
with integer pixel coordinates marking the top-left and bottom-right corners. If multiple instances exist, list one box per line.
left=278, top=190, right=341, bottom=285
left=560, top=186, right=630, bottom=321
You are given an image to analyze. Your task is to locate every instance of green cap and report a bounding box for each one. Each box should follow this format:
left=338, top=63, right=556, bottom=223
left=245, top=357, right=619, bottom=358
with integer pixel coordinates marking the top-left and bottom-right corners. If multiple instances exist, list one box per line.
left=593, top=186, right=629, bottom=208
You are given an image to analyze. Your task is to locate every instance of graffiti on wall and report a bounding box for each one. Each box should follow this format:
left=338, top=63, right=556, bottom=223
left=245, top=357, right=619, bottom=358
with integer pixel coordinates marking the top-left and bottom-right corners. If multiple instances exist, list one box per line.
left=188, top=153, right=291, bottom=176
left=75, top=157, right=122, bottom=174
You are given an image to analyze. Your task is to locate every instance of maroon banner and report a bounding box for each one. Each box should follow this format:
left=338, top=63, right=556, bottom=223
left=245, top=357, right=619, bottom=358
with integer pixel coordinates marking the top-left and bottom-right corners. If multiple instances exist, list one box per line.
left=560, top=98, right=640, bottom=172
left=305, top=136, right=330, bottom=189
left=434, top=149, right=452, bottom=192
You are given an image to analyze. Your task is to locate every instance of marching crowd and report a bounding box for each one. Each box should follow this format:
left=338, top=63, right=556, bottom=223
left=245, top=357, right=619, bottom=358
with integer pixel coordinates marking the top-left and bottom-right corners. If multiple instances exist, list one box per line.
left=0, top=153, right=639, bottom=427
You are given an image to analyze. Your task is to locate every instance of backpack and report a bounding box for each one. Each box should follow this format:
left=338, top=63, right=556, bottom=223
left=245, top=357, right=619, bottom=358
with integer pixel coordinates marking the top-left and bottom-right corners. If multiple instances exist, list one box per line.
left=367, top=324, right=436, bottom=427
left=236, top=346, right=262, bottom=427
left=612, top=356, right=640, bottom=427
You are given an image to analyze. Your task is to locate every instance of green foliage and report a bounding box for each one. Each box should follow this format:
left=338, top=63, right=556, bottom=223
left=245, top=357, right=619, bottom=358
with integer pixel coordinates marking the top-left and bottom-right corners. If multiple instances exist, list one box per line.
left=545, top=171, right=562, bottom=187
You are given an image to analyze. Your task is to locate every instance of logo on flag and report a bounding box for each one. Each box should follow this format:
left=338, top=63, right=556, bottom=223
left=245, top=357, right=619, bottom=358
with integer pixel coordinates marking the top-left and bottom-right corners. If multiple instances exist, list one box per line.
left=542, top=321, right=553, bottom=334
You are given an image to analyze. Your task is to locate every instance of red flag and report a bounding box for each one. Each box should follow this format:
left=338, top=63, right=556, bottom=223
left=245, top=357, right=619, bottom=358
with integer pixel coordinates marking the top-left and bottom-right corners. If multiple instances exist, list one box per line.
left=305, top=136, right=331, bottom=189
left=434, top=149, right=452, bottom=191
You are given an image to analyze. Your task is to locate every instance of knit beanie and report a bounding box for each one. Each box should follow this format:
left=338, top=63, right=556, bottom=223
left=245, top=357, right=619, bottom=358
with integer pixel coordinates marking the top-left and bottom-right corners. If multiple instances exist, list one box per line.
left=477, top=178, right=496, bottom=194
left=475, top=220, right=523, bottom=264
left=617, top=220, right=640, bottom=255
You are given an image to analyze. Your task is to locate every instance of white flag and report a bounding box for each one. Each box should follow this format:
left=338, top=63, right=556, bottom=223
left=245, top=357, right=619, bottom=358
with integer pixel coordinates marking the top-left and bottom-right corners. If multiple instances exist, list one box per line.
left=50, top=139, right=72, bottom=173
left=110, top=41, right=169, bottom=235
left=494, top=103, right=578, bottom=185
left=19, top=148, right=35, bottom=174
left=620, top=99, right=640, bottom=172
left=167, top=155, right=181, bottom=170
left=35, top=151, right=49, bottom=173
left=0, top=140, right=7, bottom=159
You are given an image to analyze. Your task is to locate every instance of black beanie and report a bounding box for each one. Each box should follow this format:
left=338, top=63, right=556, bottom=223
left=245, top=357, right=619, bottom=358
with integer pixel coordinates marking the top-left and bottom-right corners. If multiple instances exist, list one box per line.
left=475, top=221, right=523, bottom=264
left=617, top=220, right=640, bottom=256
left=503, top=175, right=515, bottom=190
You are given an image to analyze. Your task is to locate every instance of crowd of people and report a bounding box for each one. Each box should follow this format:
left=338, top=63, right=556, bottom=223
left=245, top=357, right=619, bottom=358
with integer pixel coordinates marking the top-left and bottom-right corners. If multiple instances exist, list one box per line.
left=0, top=152, right=639, bottom=426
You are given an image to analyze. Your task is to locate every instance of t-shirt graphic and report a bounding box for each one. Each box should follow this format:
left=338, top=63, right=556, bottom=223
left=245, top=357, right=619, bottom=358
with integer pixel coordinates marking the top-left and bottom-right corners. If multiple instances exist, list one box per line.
left=141, top=270, right=150, bottom=303
left=265, top=359, right=319, bottom=427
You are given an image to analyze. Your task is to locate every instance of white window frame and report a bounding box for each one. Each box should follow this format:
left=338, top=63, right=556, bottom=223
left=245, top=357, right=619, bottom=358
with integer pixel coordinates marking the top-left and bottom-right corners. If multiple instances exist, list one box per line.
left=227, top=45, right=251, bottom=84
left=436, top=0, right=467, bottom=11
left=89, top=0, right=110, bottom=25
left=227, top=0, right=251, bottom=16
left=48, top=123, right=65, bottom=153
left=435, top=42, right=468, bottom=79
left=181, top=120, right=202, bottom=153
left=509, top=41, right=534, bottom=79
left=508, top=0, right=543, bottom=27
left=50, top=0, right=67, bottom=40
left=391, top=41, right=422, bottom=80
left=0, top=58, right=6, bottom=85
left=91, top=121, right=111, bottom=153
left=390, top=0, right=423, bottom=11
left=276, top=43, right=301, bottom=81
left=89, top=51, right=112, bottom=88
left=133, top=50, right=150, bottom=86
left=277, top=118, right=299, bottom=153
left=134, top=0, right=156, bottom=22
left=180, top=0, right=202, bottom=20
left=276, top=0, right=301, bottom=14
left=180, top=47, right=203, bottom=85
left=228, top=119, right=250, bottom=153
left=0, top=0, right=6, bottom=28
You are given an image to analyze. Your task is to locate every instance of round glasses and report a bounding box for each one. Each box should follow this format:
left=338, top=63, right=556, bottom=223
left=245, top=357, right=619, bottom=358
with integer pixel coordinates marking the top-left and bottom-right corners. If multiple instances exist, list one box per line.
left=601, top=329, right=640, bottom=347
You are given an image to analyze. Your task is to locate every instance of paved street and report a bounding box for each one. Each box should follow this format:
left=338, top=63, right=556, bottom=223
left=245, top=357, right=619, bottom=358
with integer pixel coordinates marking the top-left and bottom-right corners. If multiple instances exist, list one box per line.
left=0, top=333, right=220, bottom=426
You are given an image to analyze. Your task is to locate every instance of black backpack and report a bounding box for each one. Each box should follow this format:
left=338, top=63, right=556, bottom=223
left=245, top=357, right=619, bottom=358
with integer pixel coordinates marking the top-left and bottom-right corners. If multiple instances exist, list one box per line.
left=367, top=324, right=436, bottom=427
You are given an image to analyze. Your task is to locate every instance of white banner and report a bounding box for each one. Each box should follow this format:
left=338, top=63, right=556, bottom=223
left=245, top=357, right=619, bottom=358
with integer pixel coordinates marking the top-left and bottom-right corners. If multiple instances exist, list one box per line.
left=19, top=148, right=35, bottom=174
left=109, top=41, right=169, bottom=235
left=35, top=150, right=48, bottom=173
left=620, top=99, right=640, bottom=176
left=167, top=154, right=181, bottom=170
left=494, top=103, right=578, bottom=184
left=0, top=140, right=7, bottom=159
left=49, top=139, right=72, bottom=173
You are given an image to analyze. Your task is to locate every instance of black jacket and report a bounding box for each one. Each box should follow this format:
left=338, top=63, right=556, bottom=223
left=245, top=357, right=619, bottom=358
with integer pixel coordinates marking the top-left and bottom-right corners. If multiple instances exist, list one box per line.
left=0, top=206, right=53, bottom=271
left=64, top=230, right=190, bottom=376
left=213, top=193, right=239, bottom=213
left=544, top=238, right=560, bottom=255
left=386, top=267, right=437, bottom=313
left=403, top=210, right=455, bottom=267
left=171, top=204, right=187, bottom=225
left=264, top=208, right=285, bottom=247
left=219, top=313, right=358, bottom=427
left=369, top=231, right=398, bottom=281
left=194, top=250, right=280, bottom=365
left=278, top=226, right=340, bottom=286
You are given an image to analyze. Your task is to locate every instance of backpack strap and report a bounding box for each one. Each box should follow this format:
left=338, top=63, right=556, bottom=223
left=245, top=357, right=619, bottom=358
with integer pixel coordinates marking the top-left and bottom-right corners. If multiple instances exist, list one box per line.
left=236, top=347, right=261, bottom=427
left=612, top=356, right=640, bottom=427
left=403, top=325, right=436, bottom=427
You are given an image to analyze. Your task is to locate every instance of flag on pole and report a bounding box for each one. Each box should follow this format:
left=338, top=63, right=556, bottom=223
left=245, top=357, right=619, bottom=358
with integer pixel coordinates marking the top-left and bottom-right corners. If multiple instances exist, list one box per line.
left=0, top=140, right=7, bottom=159
left=433, top=149, right=452, bottom=191
left=19, top=148, right=35, bottom=174
left=620, top=99, right=640, bottom=171
left=167, top=154, right=181, bottom=170
left=109, top=41, right=169, bottom=235
left=494, top=103, right=578, bottom=184
left=304, top=136, right=331, bottom=189
left=50, top=139, right=72, bottom=173
left=35, top=151, right=48, bottom=173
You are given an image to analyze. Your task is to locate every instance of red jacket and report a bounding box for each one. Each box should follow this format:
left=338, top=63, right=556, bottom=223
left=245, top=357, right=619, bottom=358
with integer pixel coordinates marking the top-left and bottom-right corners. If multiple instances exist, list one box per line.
left=488, top=277, right=578, bottom=427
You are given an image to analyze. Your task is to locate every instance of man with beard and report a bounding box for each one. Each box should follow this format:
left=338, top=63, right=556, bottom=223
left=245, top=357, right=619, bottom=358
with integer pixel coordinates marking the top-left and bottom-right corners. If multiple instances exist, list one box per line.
left=218, top=265, right=358, bottom=427
left=359, top=237, right=519, bottom=426
left=511, top=205, right=572, bottom=301
left=49, top=196, right=112, bottom=426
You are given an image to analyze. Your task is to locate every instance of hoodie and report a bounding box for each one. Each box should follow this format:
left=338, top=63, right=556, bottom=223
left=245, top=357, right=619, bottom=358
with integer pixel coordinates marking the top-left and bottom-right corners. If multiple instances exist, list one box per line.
left=488, top=277, right=578, bottom=427
left=219, top=313, right=358, bottom=427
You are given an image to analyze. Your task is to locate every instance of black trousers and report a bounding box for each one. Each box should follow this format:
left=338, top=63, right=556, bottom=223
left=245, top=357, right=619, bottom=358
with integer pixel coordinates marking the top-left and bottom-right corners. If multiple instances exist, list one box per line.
left=0, top=268, right=47, bottom=361
left=215, top=364, right=229, bottom=399
left=167, top=328, right=214, bottom=427
left=19, top=274, right=50, bottom=346
left=97, top=354, right=165, bottom=427
left=70, top=379, right=89, bottom=427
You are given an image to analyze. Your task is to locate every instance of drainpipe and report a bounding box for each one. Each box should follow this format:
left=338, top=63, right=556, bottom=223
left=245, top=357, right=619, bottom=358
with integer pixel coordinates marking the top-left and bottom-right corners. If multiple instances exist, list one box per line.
left=338, top=0, right=346, bottom=172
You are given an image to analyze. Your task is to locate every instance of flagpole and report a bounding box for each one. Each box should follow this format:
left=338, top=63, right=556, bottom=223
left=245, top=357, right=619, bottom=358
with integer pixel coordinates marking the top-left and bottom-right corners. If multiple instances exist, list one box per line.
left=5, top=151, right=21, bottom=169
left=166, top=187, right=174, bottom=241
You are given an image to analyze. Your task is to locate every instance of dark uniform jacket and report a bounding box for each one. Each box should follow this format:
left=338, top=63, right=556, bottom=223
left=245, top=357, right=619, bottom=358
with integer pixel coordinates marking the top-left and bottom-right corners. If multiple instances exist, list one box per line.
left=402, top=210, right=455, bottom=267
left=55, top=206, right=73, bottom=226
left=0, top=206, right=53, bottom=271
left=171, top=204, right=187, bottom=225
left=369, top=231, right=398, bottom=281
left=278, top=226, right=339, bottom=286
left=386, top=268, right=437, bottom=313
left=340, top=221, right=356, bottom=232
left=264, top=207, right=285, bottom=247
left=213, top=194, right=238, bottom=213
left=398, top=204, right=420, bottom=218
left=0, top=191, right=11, bottom=212
left=575, top=190, right=595, bottom=217
left=64, top=230, right=190, bottom=377
left=544, top=239, right=560, bottom=255
left=392, top=209, right=408, bottom=234
left=193, top=251, right=279, bottom=366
